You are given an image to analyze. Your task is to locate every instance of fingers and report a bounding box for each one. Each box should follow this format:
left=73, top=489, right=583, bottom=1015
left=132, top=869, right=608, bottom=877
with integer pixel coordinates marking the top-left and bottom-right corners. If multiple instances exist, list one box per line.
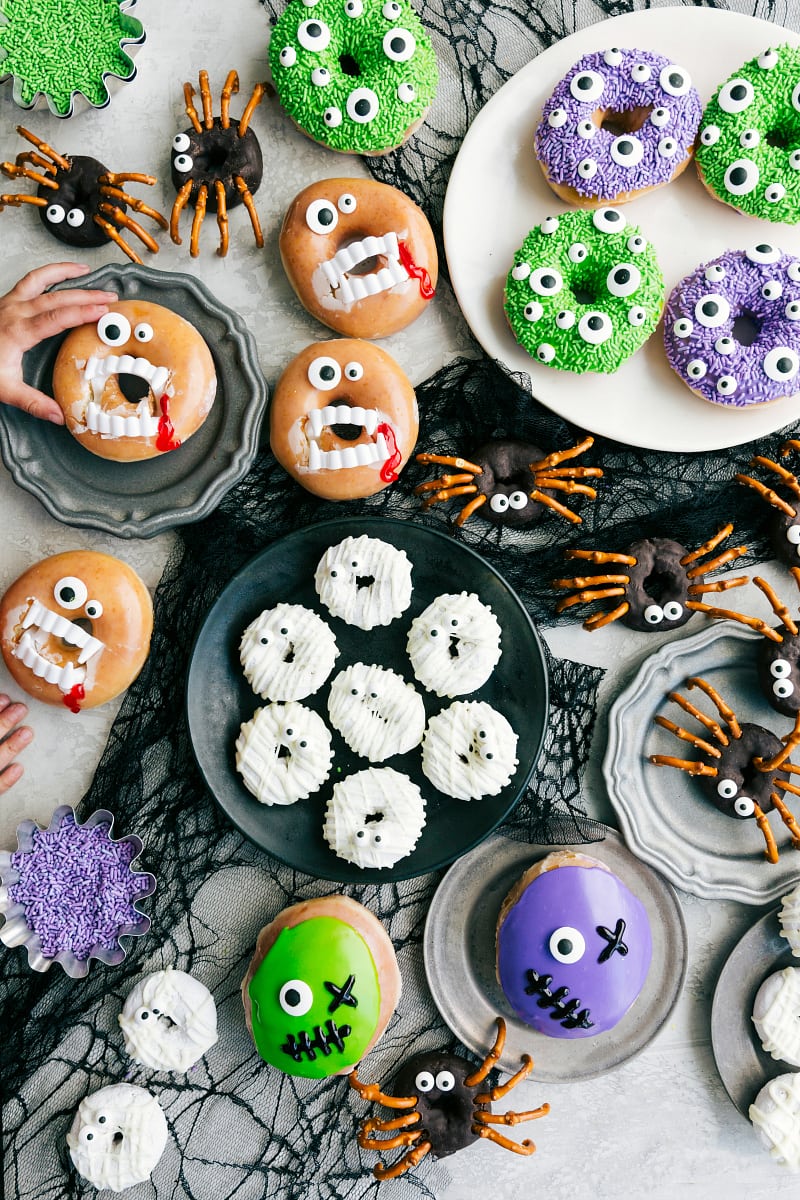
left=5, top=261, right=92, bottom=303
left=0, top=379, right=63, bottom=423
left=21, top=299, right=116, bottom=348
left=0, top=695, right=33, bottom=794
left=21, top=286, right=118, bottom=321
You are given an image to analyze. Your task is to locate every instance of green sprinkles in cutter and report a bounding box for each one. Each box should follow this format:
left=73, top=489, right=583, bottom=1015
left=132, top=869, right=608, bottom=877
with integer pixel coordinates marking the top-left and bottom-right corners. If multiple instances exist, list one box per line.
left=0, top=0, right=143, bottom=116
left=504, top=208, right=665, bottom=375
left=696, top=45, right=800, bottom=224
left=268, top=0, right=438, bottom=155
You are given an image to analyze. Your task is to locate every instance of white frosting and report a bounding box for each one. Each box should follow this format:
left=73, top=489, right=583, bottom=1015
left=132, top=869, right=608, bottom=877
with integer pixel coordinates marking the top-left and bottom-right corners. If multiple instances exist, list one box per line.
left=119, top=968, right=218, bottom=1072
left=240, top=603, right=339, bottom=701
left=779, top=882, right=800, bottom=955
left=314, top=535, right=413, bottom=630
left=328, top=662, right=425, bottom=762
left=750, top=1072, right=800, bottom=1171
left=407, top=592, right=502, bottom=698
left=67, top=1083, right=168, bottom=1193
left=236, top=702, right=333, bottom=804
left=421, top=700, right=518, bottom=800
left=753, top=967, right=800, bottom=1065
left=323, top=765, right=426, bottom=869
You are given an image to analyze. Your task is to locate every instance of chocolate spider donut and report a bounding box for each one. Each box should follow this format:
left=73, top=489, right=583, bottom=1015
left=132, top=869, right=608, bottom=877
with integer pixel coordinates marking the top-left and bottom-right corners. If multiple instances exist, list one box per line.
left=535, top=47, right=701, bottom=207
left=268, top=0, right=438, bottom=155
left=697, top=722, right=785, bottom=818
left=696, top=46, right=800, bottom=224
left=504, top=207, right=664, bottom=374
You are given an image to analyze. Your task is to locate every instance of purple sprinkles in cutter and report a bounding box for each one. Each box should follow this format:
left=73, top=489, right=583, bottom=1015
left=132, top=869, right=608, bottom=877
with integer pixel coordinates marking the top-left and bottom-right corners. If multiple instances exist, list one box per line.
left=664, top=245, right=800, bottom=407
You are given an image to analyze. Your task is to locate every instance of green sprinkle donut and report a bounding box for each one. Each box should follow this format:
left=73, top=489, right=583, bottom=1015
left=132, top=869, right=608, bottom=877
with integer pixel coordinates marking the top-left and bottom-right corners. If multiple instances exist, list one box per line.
left=696, top=45, right=800, bottom=223
left=268, top=0, right=438, bottom=155
left=504, top=208, right=665, bottom=375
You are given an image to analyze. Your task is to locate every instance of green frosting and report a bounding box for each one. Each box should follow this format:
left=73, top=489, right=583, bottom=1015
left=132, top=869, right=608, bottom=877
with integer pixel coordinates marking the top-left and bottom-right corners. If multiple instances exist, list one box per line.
left=504, top=208, right=664, bottom=375
left=696, top=45, right=800, bottom=224
left=248, top=915, right=381, bottom=1079
left=268, top=0, right=438, bottom=154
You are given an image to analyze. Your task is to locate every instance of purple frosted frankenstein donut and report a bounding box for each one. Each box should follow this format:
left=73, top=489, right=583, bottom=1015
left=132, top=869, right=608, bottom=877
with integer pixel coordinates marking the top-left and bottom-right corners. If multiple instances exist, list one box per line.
left=496, top=850, right=652, bottom=1039
left=664, top=244, right=800, bottom=407
left=535, top=47, right=702, bottom=206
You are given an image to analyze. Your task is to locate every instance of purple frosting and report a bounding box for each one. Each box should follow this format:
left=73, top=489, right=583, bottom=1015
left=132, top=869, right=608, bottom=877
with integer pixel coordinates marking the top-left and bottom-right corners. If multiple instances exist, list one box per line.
left=496, top=857, right=652, bottom=1039
left=535, top=47, right=702, bottom=200
left=663, top=245, right=800, bottom=407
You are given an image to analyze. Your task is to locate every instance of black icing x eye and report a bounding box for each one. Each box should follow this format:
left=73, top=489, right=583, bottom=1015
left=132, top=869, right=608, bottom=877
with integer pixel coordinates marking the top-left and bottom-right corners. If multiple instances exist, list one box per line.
left=97, top=312, right=131, bottom=347
left=549, top=926, right=586, bottom=963
left=306, top=199, right=338, bottom=234
left=54, top=576, right=88, bottom=610
left=383, top=27, right=416, bottom=62
left=279, top=979, right=313, bottom=1016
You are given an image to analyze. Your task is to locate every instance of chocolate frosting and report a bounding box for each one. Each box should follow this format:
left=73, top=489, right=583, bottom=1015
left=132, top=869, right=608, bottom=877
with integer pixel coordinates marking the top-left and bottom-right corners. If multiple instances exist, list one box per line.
left=392, top=1050, right=486, bottom=1157
left=170, top=120, right=263, bottom=210
left=36, top=154, right=120, bottom=248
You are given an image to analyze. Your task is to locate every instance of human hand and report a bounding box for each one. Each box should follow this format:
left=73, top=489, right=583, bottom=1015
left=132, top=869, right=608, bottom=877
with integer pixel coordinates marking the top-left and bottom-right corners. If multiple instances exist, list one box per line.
left=0, top=694, right=33, bottom=793
left=0, top=262, right=118, bottom=423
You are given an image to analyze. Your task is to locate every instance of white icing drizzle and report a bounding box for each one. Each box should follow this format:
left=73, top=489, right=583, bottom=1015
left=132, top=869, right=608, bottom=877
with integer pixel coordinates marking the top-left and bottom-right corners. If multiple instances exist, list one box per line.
left=779, top=882, right=800, bottom=955
left=328, top=662, right=425, bottom=761
left=323, top=765, right=426, bottom=868
left=752, top=967, right=800, bottom=1065
left=421, top=700, right=518, bottom=800
left=750, top=1073, right=800, bottom=1171
left=314, top=535, right=413, bottom=630
left=240, top=603, right=339, bottom=701
left=407, top=591, right=502, bottom=698
left=119, top=968, right=218, bottom=1072
left=236, top=701, right=333, bottom=804
left=67, top=1084, right=168, bottom=1193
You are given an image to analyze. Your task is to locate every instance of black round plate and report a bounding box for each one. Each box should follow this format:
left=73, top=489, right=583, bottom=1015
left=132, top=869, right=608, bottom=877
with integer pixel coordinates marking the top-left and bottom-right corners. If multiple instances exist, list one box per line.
left=186, top=516, right=549, bottom=882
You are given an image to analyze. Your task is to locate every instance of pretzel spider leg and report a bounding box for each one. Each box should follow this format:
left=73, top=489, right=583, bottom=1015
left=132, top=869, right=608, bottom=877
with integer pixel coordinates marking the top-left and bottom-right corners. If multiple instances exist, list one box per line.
left=373, top=1141, right=431, bottom=1181
left=98, top=204, right=159, bottom=254
left=754, top=801, right=779, bottom=863
left=235, top=175, right=264, bottom=247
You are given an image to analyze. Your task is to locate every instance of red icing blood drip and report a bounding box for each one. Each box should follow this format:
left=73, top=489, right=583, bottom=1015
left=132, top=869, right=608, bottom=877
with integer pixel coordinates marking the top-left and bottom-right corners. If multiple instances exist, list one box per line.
left=398, top=241, right=435, bottom=300
left=63, top=683, right=85, bottom=714
left=377, top=423, right=402, bottom=483
left=156, top=394, right=181, bottom=452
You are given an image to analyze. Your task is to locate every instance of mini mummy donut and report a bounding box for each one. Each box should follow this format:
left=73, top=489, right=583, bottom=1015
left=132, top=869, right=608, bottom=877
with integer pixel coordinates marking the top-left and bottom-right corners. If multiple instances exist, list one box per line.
left=535, top=47, right=701, bottom=206
left=696, top=46, right=800, bottom=223
left=750, top=1073, right=800, bottom=1171
left=407, top=592, right=502, bottom=698
left=421, top=701, right=518, bottom=800
left=268, top=0, right=438, bottom=155
left=315, top=535, right=413, bottom=629
left=753, top=966, right=800, bottom=1066
left=119, top=968, right=218, bottom=1072
left=236, top=701, right=334, bottom=804
left=270, top=339, right=418, bottom=500
left=67, top=1083, right=168, bottom=1193
left=0, top=550, right=153, bottom=712
left=504, top=208, right=664, bottom=374
left=323, top=765, right=426, bottom=868
left=664, top=246, right=800, bottom=407
left=52, top=300, right=217, bottom=462
left=779, top=881, right=800, bottom=956
left=328, top=662, right=425, bottom=761
left=240, top=603, right=339, bottom=701
left=280, top=177, right=437, bottom=338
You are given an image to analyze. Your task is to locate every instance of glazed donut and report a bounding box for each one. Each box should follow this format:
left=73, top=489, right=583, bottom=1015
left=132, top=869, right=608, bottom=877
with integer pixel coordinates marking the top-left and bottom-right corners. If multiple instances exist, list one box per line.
left=696, top=45, right=800, bottom=224
left=279, top=177, right=437, bottom=338
left=268, top=0, right=438, bottom=155
left=52, top=300, right=217, bottom=462
left=323, top=765, right=426, bottom=868
left=535, top=47, right=701, bottom=207
left=504, top=207, right=664, bottom=374
left=663, top=245, right=800, bottom=407
left=0, top=550, right=153, bottom=712
left=67, top=1084, right=168, bottom=1193
left=270, top=339, right=418, bottom=499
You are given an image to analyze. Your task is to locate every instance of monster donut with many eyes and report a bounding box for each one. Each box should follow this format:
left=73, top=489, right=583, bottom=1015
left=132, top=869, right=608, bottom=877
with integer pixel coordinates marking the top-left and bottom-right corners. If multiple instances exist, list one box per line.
left=239, top=602, right=339, bottom=701
left=315, top=535, right=413, bottom=629
left=0, top=550, right=153, bottom=713
left=496, top=851, right=652, bottom=1038
left=323, top=765, right=427, bottom=869
left=407, top=592, right=502, bottom=698
left=236, top=701, right=334, bottom=804
left=67, top=1083, right=168, bottom=1193
left=270, top=340, right=418, bottom=499
left=328, top=662, right=425, bottom=761
left=241, top=894, right=401, bottom=1079
left=119, top=968, right=218, bottom=1073
left=52, top=300, right=217, bottom=462
left=421, top=700, right=518, bottom=800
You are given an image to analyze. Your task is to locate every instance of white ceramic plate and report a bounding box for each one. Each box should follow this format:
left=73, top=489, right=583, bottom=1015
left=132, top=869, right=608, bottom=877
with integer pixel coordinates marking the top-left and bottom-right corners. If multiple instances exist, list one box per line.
left=605, top=622, right=800, bottom=903
left=423, top=829, right=686, bottom=1082
left=444, top=7, right=800, bottom=452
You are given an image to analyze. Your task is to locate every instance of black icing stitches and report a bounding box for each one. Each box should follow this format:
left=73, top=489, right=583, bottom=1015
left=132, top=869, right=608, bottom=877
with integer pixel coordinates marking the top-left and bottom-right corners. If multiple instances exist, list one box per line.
left=281, top=1020, right=353, bottom=1062
left=524, top=968, right=594, bottom=1029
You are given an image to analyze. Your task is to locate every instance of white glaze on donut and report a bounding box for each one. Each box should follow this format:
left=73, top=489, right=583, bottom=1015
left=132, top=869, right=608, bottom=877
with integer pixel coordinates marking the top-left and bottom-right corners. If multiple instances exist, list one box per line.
left=67, top=1084, right=168, bottom=1193
left=119, top=968, right=218, bottom=1072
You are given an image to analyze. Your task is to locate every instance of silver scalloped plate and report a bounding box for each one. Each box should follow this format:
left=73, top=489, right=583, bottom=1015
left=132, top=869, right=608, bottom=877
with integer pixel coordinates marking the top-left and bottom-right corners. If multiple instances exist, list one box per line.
left=0, top=263, right=268, bottom=538
left=423, top=829, right=686, bottom=1081
left=604, top=622, right=800, bottom=904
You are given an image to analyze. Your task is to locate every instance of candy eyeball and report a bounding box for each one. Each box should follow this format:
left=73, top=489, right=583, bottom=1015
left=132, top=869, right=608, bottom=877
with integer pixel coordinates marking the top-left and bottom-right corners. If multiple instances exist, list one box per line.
left=578, top=312, right=612, bottom=345
left=718, top=78, right=755, bottom=114
left=740, top=128, right=760, bottom=150
left=549, top=926, right=586, bottom=963
left=306, top=199, right=338, bottom=234
left=547, top=107, right=568, bottom=128
left=606, top=263, right=641, bottom=298
left=694, top=294, right=730, bottom=328
left=724, top=159, right=759, bottom=196
left=705, top=263, right=726, bottom=283
left=593, top=208, right=625, bottom=233
left=763, top=347, right=800, bottom=383
left=530, top=267, right=563, bottom=296
left=570, top=70, right=604, bottom=103
left=650, top=107, right=670, bottom=128
left=610, top=135, right=644, bottom=167
left=568, top=242, right=588, bottom=264
left=46, top=203, right=65, bottom=224
left=700, top=125, right=721, bottom=146
left=523, top=301, right=543, bottom=322
left=673, top=317, right=693, bottom=339
left=660, top=65, right=691, bottom=96
left=766, top=182, right=786, bottom=203
left=578, top=158, right=598, bottom=180
left=644, top=604, right=664, bottom=625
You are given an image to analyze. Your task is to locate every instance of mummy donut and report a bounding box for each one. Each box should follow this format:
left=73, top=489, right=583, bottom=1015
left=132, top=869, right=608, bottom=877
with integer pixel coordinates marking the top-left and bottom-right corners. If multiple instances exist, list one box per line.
left=52, top=301, right=217, bottom=461
left=0, top=550, right=153, bottom=712
left=421, top=701, right=518, bottom=800
left=753, top=966, right=800, bottom=1066
left=779, top=881, right=800, bottom=956
left=236, top=702, right=334, bottom=804
left=67, top=1083, right=168, bottom=1193
left=407, top=592, right=502, bottom=698
left=535, top=47, right=701, bottom=206
left=240, top=603, right=339, bottom=701
left=119, top=968, right=218, bottom=1072
left=269, top=339, right=418, bottom=500
left=696, top=46, right=800, bottom=223
left=280, top=177, right=437, bottom=338
left=268, top=0, right=438, bottom=155
left=327, top=663, right=425, bottom=761
left=314, top=535, right=413, bottom=629
left=504, top=208, right=664, bottom=374
left=323, top=766, right=426, bottom=868
left=663, top=246, right=800, bottom=407
left=750, top=1073, right=800, bottom=1171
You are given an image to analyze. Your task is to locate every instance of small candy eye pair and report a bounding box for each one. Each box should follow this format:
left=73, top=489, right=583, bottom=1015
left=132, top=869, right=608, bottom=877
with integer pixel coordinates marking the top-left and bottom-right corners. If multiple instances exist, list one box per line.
left=97, top=312, right=154, bottom=347
left=305, top=193, right=358, bottom=233
left=308, top=356, right=364, bottom=389
left=415, top=1069, right=455, bottom=1092
left=54, top=576, right=103, bottom=618
left=643, top=601, right=684, bottom=625
left=716, top=778, right=756, bottom=817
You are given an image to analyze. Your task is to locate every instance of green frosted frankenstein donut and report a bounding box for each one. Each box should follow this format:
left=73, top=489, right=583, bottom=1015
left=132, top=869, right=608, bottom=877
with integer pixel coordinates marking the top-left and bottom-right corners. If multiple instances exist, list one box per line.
left=504, top=208, right=665, bottom=374
left=268, top=0, right=438, bottom=155
left=696, top=45, right=800, bottom=223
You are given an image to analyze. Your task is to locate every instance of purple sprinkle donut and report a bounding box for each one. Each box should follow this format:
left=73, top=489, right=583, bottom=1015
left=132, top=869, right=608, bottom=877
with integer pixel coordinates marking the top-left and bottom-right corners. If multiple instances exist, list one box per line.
left=663, top=244, right=800, bottom=407
left=535, top=47, right=702, bottom=204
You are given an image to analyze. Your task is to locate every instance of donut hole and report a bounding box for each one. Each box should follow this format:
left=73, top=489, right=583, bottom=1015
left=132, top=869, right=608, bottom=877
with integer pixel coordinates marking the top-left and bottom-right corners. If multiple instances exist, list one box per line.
left=568, top=273, right=600, bottom=306
left=113, top=1132, right=124, bottom=1147
left=330, top=422, right=365, bottom=441
left=364, top=810, right=384, bottom=824
left=595, top=105, right=653, bottom=137
left=766, top=127, right=793, bottom=150
left=339, top=53, right=361, bottom=77
left=448, top=634, right=461, bottom=658
left=731, top=312, right=761, bottom=347
left=118, top=373, right=152, bottom=405
left=641, top=568, right=675, bottom=605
